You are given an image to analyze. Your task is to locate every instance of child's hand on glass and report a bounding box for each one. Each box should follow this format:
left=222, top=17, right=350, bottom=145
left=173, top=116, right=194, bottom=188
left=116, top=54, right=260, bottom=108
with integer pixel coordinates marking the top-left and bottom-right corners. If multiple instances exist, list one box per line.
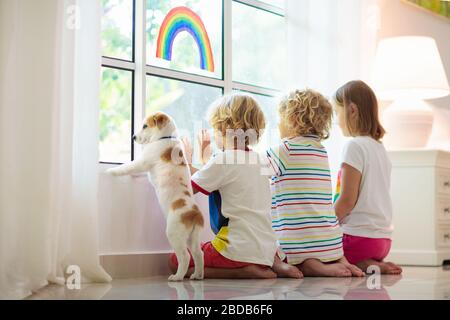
left=181, top=136, right=193, bottom=165
left=197, top=129, right=212, bottom=165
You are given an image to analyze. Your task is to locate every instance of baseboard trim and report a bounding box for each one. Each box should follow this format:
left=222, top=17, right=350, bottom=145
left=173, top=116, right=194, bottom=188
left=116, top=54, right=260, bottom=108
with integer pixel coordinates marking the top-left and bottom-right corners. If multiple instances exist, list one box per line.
left=387, top=249, right=450, bottom=266
left=100, top=252, right=172, bottom=279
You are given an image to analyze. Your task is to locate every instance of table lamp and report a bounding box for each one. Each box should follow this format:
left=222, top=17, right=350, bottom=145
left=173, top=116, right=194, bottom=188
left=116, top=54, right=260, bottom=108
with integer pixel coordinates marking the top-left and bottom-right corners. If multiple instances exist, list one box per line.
left=373, top=36, right=450, bottom=149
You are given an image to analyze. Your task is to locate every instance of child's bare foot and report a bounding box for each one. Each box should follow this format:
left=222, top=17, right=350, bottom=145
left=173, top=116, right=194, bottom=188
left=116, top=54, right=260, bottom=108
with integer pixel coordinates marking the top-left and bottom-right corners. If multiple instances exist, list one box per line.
left=298, top=259, right=352, bottom=277
left=357, top=259, right=403, bottom=275
left=385, top=262, right=403, bottom=274
left=339, top=257, right=365, bottom=277
left=272, top=256, right=303, bottom=279
left=237, top=265, right=277, bottom=279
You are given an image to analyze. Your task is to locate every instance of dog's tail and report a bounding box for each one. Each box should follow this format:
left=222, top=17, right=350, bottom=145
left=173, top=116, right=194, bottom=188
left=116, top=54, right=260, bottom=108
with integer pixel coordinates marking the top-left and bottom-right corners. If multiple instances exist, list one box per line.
left=181, top=204, right=204, bottom=230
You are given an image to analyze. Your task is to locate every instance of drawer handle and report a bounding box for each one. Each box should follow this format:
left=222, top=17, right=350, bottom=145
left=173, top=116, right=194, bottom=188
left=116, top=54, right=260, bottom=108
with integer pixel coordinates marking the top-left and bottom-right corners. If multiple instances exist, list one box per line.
left=445, top=181, right=450, bottom=187
left=445, top=233, right=450, bottom=241
left=445, top=208, right=450, bottom=214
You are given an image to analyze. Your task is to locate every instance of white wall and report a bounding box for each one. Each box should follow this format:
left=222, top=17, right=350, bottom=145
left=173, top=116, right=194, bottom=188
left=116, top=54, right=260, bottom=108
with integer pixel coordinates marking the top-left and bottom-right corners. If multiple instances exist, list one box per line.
left=286, top=0, right=450, bottom=181
left=377, top=0, right=450, bottom=151
left=98, top=165, right=214, bottom=255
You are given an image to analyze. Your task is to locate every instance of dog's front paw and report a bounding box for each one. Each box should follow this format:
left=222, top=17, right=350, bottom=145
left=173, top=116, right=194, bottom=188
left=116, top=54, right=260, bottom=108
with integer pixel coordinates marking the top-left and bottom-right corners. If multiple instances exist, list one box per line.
left=168, top=274, right=185, bottom=282
left=106, top=168, right=125, bottom=176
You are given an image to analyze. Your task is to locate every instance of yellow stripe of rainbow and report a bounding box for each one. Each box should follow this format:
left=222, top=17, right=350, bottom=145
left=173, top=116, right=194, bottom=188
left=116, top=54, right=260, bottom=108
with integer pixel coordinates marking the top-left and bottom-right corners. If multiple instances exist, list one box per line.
left=334, top=169, right=342, bottom=203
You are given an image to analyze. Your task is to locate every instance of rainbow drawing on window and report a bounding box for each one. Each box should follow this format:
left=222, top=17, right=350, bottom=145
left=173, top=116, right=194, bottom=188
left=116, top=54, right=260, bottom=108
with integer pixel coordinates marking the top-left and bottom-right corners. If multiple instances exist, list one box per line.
left=156, top=7, right=215, bottom=72
left=334, top=170, right=342, bottom=203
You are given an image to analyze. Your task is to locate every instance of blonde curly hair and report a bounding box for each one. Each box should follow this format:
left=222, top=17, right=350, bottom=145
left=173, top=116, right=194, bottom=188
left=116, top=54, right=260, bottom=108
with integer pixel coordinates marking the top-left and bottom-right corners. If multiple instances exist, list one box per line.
left=208, top=93, right=265, bottom=146
left=278, top=89, right=333, bottom=140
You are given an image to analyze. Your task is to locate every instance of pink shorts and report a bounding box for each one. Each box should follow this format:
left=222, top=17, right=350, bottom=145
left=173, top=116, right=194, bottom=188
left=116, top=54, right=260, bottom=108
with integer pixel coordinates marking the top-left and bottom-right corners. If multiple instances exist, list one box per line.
left=343, top=234, right=392, bottom=265
left=170, top=242, right=257, bottom=269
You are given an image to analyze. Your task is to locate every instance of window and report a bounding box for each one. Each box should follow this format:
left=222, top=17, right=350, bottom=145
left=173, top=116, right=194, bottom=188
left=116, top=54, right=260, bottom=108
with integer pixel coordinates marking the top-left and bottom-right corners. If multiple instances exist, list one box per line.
left=232, top=1, right=286, bottom=89
left=101, top=0, right=134, bottom=61
left=99, top=67, right=133, bottom=163
left=100, top=0, right=287, bottom=163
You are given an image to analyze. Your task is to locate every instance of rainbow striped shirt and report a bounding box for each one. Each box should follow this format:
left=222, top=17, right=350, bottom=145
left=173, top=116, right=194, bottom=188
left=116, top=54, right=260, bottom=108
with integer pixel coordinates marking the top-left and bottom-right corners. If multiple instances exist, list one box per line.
left=266, top=135, right=343, bottom=265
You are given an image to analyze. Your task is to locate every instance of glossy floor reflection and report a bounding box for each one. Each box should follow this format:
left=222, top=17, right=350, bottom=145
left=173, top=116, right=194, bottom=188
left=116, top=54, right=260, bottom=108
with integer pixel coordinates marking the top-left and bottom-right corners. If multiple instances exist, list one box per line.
left=28, top=266, right=450, bottom=300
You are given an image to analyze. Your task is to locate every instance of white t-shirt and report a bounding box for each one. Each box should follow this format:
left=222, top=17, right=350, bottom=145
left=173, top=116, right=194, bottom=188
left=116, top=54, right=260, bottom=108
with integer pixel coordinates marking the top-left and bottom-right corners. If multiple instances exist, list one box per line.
left=339, top=137, right=394, bottom=239
left=191, top=150, right=278, bottom=266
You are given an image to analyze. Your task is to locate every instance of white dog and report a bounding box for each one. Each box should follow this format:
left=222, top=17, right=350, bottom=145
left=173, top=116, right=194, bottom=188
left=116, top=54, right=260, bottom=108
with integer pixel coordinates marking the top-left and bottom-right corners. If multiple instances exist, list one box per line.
left=107, top=112, right=204, bottom=281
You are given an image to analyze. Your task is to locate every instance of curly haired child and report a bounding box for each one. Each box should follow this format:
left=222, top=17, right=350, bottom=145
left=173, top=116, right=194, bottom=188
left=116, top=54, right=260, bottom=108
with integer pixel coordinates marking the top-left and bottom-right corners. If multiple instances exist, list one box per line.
left=267, top=89, right=364, bottom=277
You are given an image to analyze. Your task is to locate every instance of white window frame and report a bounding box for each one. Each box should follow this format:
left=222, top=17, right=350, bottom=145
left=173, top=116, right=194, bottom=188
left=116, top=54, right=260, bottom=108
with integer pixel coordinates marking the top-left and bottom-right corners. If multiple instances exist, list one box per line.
left=101, top=0, right=285, bottom=163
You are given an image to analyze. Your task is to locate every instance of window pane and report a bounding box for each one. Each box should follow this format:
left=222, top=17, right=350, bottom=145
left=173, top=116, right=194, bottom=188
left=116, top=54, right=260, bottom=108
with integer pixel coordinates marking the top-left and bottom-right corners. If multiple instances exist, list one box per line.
left=147, top=0, right=223, bottom=79
left=258, top=0, right=285, bottom=9
left=101, top=0, right=133, bottom=61
left=233, top=90, right=280, bottom=152
left=232, top=2, right=287, bottom=89
left=146, top=76, right=222, bottom=137
left=100, top=67, right=133, bottom=163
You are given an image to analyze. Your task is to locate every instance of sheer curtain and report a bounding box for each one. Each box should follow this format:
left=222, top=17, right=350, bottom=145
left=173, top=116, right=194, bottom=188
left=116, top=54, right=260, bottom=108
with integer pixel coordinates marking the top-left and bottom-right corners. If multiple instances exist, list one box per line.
left=0, top=0, right=111, bottom=299
left=286, top=0, right=380, bottom=185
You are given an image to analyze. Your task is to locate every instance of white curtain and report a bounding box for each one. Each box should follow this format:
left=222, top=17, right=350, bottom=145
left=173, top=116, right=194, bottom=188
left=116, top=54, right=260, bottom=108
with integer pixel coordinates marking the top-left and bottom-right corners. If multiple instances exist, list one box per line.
left=0, top=0, right=111, bottom=299
left=286, top=0, right=380, bottom=185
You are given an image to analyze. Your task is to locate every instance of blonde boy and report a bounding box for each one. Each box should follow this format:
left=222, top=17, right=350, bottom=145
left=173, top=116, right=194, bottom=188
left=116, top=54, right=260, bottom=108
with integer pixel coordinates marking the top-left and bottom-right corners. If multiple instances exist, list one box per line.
left=171, top=93, right=302, bottom=279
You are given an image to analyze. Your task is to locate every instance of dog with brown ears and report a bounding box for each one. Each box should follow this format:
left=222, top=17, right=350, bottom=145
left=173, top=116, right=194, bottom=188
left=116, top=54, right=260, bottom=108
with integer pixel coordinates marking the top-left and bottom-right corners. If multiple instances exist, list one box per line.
left=107, top=112, right=204, bottom=281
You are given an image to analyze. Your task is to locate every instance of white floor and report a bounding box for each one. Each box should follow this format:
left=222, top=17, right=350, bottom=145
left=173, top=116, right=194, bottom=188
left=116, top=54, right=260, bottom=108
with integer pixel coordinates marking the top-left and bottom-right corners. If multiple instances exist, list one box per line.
left=28, top=266, right=450, bottom=300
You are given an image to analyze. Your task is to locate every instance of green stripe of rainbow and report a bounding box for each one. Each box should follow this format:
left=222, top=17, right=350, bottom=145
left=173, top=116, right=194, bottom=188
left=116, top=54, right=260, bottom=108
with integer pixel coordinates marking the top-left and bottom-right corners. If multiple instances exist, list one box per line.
left=156, top=7, right=215, bottom=72
left=333, top=169, right=342, bottom=203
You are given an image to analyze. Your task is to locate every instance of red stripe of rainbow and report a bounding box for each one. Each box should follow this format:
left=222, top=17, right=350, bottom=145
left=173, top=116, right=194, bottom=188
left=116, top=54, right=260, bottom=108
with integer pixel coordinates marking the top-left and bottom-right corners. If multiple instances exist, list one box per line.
left=155, top=7, right=215, bottom=72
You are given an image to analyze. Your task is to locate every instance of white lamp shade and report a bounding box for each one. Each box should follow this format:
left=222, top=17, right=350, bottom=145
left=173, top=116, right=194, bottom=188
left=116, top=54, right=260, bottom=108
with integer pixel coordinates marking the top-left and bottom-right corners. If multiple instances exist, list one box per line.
left=373, top=36, right=450, bottom=101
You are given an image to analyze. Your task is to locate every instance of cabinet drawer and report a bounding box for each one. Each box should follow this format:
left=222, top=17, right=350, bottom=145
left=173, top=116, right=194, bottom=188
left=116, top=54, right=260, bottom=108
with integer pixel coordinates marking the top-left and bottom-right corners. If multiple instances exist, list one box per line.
left=438, top=172, right=450, bottom=195
left=437, top=197, right=450, bottom=222
left=437, top=227, right=450, bottom=248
